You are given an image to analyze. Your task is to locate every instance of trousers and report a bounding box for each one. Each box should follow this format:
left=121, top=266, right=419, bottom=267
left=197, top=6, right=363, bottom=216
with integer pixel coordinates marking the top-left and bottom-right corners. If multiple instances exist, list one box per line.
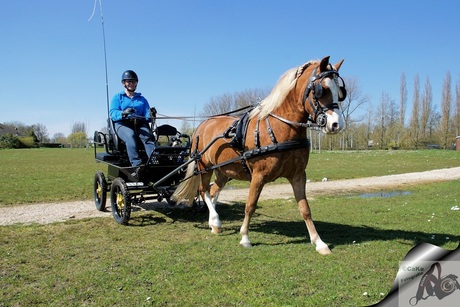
left=114, top=121, right=156, bottom=167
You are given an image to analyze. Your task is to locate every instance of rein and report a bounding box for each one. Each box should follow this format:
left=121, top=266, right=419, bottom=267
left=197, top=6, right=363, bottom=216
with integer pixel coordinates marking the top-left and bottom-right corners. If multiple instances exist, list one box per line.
left=268, top=112, right=316, bottom=128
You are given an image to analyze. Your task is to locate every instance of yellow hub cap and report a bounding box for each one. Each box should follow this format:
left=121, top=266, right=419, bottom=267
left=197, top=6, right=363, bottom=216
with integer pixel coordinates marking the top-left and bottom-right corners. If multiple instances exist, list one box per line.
left=116, top=193, right=124, bottom=211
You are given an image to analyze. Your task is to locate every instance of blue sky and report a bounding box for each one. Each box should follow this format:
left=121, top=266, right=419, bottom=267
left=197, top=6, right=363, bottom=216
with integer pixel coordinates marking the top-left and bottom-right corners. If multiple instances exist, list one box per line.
left=1, top=0, right=459, bottom=137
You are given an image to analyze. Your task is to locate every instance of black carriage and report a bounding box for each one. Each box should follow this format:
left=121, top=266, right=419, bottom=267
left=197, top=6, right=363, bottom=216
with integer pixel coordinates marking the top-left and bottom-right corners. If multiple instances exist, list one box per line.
left=92, top=115, right=193, bottom=224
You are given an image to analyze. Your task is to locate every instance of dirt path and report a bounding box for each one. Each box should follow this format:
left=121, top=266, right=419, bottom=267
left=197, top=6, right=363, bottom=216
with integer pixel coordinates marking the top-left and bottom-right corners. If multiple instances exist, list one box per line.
left=1, top=167, right=459, bottom=226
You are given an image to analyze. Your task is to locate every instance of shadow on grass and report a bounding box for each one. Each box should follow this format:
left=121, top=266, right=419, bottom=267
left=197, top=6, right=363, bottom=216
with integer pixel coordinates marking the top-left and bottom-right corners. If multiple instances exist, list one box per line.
left=128, top=200, right=458, bottom=250
left=249, top=219, right=459, bottom=250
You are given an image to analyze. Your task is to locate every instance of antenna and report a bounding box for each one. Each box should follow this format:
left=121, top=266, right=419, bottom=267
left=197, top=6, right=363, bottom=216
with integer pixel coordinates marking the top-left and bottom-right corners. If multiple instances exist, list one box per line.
left=89, top=0, right=110, bottom=118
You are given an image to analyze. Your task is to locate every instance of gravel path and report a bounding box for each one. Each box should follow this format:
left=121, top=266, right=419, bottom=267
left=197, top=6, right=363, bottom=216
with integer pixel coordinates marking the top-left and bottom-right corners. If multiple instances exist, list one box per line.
left=1, top=167, right=459, bottom=226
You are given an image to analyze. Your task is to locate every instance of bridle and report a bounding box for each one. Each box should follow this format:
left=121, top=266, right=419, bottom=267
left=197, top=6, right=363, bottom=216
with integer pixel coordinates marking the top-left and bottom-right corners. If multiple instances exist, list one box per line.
left=267, top=65, right=347, bottom=129
left=302, top=66, right=346, bottom=127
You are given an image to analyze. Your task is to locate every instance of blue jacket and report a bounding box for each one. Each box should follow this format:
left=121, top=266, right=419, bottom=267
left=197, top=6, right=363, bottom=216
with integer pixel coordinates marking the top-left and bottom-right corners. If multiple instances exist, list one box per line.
left=109, top=91, right=151, bottom=122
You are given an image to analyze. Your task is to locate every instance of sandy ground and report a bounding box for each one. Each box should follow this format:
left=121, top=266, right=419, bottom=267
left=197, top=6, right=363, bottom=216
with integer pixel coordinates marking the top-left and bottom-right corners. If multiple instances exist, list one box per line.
left=1, top=167, right=459, bottom=226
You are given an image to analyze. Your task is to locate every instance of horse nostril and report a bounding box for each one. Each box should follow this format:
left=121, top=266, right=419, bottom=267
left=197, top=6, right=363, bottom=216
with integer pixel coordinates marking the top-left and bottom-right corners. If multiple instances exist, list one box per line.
left=332, top=122, right=338, bottom=129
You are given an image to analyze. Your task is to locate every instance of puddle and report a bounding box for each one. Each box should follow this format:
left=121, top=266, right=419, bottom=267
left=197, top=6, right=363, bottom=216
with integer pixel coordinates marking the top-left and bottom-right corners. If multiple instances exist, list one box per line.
left=358, top=191, right=412, bottom=198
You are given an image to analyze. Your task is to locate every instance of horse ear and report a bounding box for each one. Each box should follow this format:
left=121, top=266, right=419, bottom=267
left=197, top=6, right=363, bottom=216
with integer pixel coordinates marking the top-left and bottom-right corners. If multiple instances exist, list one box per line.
left=333, top=59, right=345, bottom=71
left=319, top=56, right=330, bottom=72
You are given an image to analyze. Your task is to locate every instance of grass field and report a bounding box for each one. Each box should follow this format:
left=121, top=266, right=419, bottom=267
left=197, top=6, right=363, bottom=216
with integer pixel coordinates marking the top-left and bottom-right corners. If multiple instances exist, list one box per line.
left=1, top=178, right=459, bottom=306
left=0, top=148, right=459, bottom=206
left=0, top=148, right=459, bottom=305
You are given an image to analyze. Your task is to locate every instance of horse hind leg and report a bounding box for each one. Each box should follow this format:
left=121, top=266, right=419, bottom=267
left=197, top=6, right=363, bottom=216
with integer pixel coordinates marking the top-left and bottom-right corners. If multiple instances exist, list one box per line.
left=203, top=191, right=222, bottom=234
left=201, top=172, right=229, bottom=234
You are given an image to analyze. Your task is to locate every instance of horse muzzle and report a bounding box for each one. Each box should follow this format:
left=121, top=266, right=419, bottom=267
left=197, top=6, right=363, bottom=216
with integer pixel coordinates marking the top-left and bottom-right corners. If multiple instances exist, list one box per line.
left=321, top=110, right=344, bottom=134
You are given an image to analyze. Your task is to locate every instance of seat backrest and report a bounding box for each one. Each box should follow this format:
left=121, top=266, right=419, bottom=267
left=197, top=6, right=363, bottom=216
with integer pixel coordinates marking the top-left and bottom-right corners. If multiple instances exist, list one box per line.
left=108, top=119, right=126, bottom=154
left=157, top=124, right=178, bottom=136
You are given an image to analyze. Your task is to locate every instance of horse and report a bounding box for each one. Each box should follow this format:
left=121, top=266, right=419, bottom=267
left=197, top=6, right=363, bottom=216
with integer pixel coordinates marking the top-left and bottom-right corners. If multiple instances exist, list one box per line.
left=172, top=56, right=346, bottom=255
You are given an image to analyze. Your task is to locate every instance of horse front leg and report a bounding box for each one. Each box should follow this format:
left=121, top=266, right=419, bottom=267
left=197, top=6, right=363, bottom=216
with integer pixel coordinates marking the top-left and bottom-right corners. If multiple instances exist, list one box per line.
left=240, top=176, right=265, bottom=247
left=290, top=178, right=331, bottom=255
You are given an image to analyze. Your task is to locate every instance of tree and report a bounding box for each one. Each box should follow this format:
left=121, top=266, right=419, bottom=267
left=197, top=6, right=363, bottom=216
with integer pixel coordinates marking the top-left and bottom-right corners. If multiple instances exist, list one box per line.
left=364, top=102, right=374, bottom=148
left=52, top=132, right=67, bottom=144
left=454, top=81, right=460, bottom=137
left=340, top=77, right=370, bottom=149
left=409, top=74, right=420, bottom=148
left=439, top=71, right=452, bottom=149
left=375, top=92, right=397, bottom=149
left=419, top=77, right=433, bottom=141
left=72, top=122, right=87, bottom=134
left=179, top=120, right=194, bottom=136
left=68, top=122, right=88, bottom=148
left=400, top=72, right=407, bottom=127
left=200, top=88, right=270, bottom=116
left=32, top=123, right=49, bottom=142
left=68, top=132, right=87, bottom=148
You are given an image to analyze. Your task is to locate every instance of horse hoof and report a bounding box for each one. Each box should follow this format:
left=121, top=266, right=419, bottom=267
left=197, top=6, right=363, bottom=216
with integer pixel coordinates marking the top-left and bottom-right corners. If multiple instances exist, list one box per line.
left=210, top=225, right=222, bottom=234
left=239, top=241, right=252, bottom=248
left=317, top=247, right=332, bottom=255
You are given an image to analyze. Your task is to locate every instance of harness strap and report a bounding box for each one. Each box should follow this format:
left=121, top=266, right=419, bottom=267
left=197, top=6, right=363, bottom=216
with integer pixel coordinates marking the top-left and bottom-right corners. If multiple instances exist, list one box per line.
left=254, top=119, right=260, bottom=147
left=265, top=117, right=277, bottom=144
left=196, top=139, right=310, bottom=175
left=269, top=113, right=313, bottom=128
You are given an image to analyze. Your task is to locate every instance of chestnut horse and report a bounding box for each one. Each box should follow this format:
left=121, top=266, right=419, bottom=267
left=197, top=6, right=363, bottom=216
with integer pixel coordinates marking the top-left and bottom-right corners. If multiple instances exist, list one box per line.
left=172, top=56, right=346, bottom=255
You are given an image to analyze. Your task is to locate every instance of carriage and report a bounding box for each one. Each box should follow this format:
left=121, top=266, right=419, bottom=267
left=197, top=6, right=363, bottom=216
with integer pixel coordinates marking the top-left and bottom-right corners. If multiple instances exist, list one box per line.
left=93, top=116, right=195, bottom=224
left=93, top=56, right=347, bottom=255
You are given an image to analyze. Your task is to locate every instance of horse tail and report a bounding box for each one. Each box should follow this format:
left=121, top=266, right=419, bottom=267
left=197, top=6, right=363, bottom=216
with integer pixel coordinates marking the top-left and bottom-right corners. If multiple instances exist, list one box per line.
left=171, top=160, right=200, bottom=205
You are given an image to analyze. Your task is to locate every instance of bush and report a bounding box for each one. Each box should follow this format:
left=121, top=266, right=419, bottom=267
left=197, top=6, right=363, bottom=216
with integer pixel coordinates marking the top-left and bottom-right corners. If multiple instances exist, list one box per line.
left=0, top=134, right=20, bottom=148
left=18, top=137, right=36, bottom=148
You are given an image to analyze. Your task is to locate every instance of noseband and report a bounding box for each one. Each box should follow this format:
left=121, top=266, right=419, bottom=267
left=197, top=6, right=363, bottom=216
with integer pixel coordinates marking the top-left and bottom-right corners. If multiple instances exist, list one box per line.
left=303, top=67, right=345, bottom=127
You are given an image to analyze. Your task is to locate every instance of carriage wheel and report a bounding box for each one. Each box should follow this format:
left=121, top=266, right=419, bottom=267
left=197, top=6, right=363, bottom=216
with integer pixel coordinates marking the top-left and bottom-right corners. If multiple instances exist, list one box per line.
left=110, top=177, right=131, bottom=224
left=94, top=171, right=107, bottom=211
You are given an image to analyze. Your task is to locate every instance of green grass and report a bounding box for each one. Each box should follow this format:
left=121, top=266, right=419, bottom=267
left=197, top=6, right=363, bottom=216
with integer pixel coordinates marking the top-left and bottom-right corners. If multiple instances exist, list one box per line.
left=0, top=148, right=459, bottom=206
left=1, top=180, right=459, bottom=306
left=0, top=148, right=100, bottom=206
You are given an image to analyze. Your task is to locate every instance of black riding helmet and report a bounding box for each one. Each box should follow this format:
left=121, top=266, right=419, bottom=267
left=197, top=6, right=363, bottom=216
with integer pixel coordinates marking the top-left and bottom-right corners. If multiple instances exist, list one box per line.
left=121, top=70, right=138, bottom=82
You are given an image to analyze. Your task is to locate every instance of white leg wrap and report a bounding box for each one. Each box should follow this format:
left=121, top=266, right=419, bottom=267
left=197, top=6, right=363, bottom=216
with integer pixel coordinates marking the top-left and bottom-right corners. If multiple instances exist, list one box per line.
left=204, top=192, right=221, bottom=230
left=239, top=235, right=252, bottom=247
left=314, top=239, right=331, bottom=255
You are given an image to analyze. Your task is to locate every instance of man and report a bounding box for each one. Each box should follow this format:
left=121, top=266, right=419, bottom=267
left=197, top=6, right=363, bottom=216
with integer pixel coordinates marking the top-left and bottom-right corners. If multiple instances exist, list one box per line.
left=109, top=70, right=156, bottom=179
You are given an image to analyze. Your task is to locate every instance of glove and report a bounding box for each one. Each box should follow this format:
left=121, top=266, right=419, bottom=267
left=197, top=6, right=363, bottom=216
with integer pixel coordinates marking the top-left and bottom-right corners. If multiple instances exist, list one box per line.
left=149, top=107, right=157, bottom=118
left=122, top=108, right=135, bottom=118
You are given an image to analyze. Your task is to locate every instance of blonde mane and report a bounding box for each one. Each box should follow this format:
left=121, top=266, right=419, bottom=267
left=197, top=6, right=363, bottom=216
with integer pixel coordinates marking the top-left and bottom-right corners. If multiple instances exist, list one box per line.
left=249, top=60, right=317, bottom=119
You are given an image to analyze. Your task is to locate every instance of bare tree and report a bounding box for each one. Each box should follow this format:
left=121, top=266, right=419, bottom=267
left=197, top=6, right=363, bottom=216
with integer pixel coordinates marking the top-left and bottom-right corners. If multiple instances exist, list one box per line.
left=365, top=102, right=374, bottom=148
left=341, top=77, right=369, bottom=127
left=409, top=74, right=420, bottom=148
left=374, top=92, right=390, bottom=149
left=32, top=123, right=49, bottom=142
left=339, top=77, right=369, bottom=149
left=454, top=81, right=460, bottom=137
left=400, top=72, right=407, bottom=127
left=200, top=87, right=270, bottom=117
left=202, top=93, right=234, bottom=116
left=439, top=71, right=452, bottom=149
left=420, top=76, right=433, bottom=140
left=72, top=122, right=87, bottom=134
left=52, top=132, right=67, bottom=144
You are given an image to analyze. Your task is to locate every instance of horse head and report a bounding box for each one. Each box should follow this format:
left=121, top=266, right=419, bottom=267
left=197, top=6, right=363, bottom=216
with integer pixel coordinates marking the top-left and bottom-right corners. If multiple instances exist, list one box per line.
left=298, top=56, right=346, bottom=134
